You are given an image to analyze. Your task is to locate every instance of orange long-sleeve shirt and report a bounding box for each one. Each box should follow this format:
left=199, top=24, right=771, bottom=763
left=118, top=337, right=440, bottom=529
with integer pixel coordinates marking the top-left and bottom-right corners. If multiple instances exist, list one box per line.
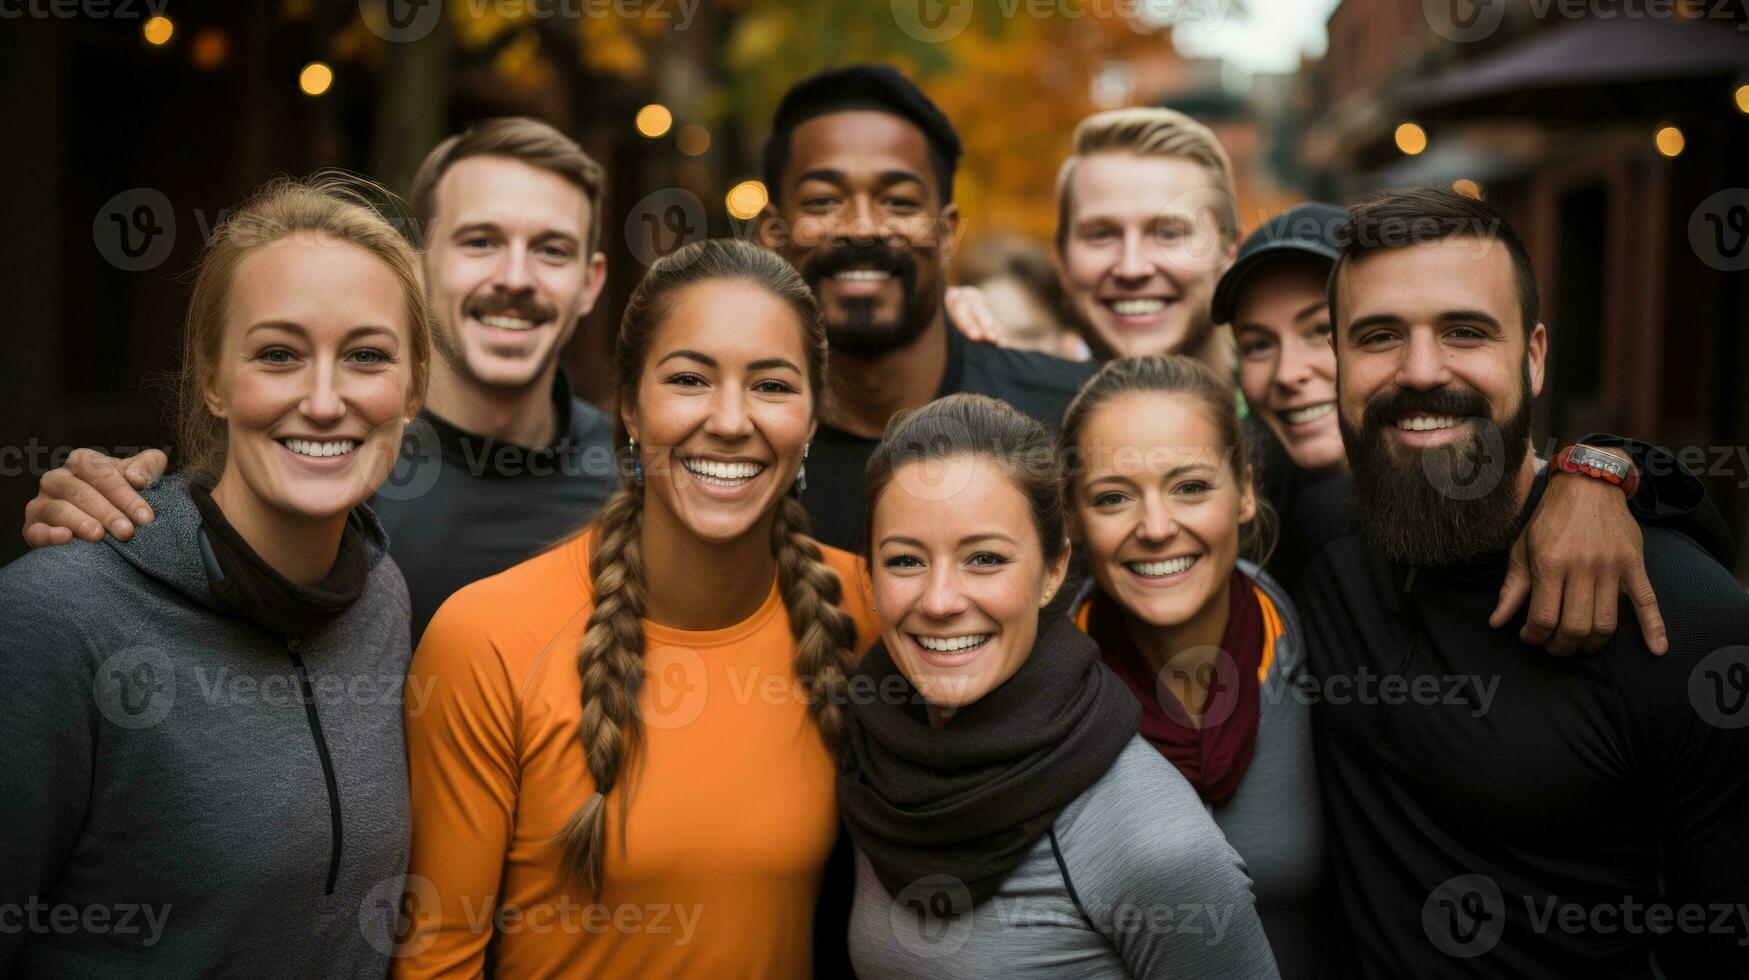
left=397, top=530, right=879, bottom=978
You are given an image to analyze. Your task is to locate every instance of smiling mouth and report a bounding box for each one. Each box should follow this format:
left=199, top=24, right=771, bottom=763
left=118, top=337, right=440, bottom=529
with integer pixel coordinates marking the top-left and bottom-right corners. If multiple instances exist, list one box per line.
left=1395, top=414, right=1462, bottom=432
left=832, top=268, right=893, bottom=282
left=475, top=314, right=544, bottom=332
left=1281, top=402, right=1335, bottom=426
left=279, top=438, right=356, bottom=459
left=1124, top=555, right=1198, bottom=578
left=1101, top=297, right=1172, bottom=317
left=914, top=633, right=991, bottom=652
left=681, top=456, right=766, bottom=488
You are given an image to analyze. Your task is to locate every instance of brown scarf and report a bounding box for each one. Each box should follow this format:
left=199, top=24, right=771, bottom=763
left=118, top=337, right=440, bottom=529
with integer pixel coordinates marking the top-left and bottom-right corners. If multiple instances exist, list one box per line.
left=1085, top=570, right=1264, bottom=805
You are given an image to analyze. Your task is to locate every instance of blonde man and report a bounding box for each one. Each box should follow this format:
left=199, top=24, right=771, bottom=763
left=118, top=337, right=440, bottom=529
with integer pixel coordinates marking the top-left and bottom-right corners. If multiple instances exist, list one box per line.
left=951, top=107, right=1241, bottom=374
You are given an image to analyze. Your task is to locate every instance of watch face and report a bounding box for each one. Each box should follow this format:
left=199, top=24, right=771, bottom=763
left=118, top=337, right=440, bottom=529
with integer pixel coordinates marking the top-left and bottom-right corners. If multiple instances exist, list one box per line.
left=1574, top=447, right=1629, bottom=478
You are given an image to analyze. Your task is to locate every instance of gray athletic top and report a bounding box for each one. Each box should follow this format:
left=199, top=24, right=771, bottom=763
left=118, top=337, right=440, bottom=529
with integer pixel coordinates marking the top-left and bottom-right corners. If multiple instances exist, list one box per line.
left=0, top=477, right=412, bottom=978
left=848, top=736, right=1282, bottom=979
left=1211, top=561, right=1327, bottom=980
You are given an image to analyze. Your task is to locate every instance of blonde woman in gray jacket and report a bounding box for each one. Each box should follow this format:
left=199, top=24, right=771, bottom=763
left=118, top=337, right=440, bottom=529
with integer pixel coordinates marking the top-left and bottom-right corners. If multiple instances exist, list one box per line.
left=0, top=177, right=430, bottom=977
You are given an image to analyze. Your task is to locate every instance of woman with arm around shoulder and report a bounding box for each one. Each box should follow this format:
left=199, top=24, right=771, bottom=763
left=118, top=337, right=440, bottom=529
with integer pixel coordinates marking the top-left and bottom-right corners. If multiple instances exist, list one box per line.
left=398, top=238, right=880, bottom=978
left=1061, top=355, right=1327, bottom=979
left=839, top=392, right=1280, bottom=979
left=0, top=176, right=431, bottom=977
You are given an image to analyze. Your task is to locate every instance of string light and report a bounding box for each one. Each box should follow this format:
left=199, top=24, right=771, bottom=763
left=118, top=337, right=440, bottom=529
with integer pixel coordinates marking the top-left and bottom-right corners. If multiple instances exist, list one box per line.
left=635, top=104, right=673, bottom=138
left=1654, top=125, right=1685, bottom=158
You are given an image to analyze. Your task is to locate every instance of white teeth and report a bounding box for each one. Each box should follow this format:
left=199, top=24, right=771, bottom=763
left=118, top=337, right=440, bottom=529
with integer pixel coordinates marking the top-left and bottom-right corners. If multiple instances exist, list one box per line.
left=1126, top=555, right=1197, bottom=577
left=1396, top=415, right=1461, bottom=432
left=1283, top=402, right=1335, bottom=425
left=834, top=269, right=891, bottom=281
left=682, top=458, right=765, bottom=485
left=915, top=634, right=991, bottom=652
left=478, top=314, right=537, bottom=331
left=1106, top=298, right=1168, bottom=316
left=281, top=439, right=356, bottom=458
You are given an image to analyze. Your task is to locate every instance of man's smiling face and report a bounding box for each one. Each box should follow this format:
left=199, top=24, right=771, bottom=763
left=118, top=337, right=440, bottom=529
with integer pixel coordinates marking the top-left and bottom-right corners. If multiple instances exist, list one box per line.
left=1333, top=235, right=1547, bottom=564
left=761, top=110, right=958, bottom=358
left=425, top=155, right=604, bottom=392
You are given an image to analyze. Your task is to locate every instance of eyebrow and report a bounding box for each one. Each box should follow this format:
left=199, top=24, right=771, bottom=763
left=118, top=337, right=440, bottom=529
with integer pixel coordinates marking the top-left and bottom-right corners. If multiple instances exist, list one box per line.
left=243, top=321, right=400, bottom=341
left=1086, top=462, right=1216, bottom=483
left=793, top=168, right=926, bottom=192
left=450, top=221, right=579, bottom=244
left=878, top=532, right=1021, bottom=549
left=1346, top=309, right=1504, bottom=339
left=656, top=350, right=802, bottom=373
left=1294, top=300, right=1327, bottom=322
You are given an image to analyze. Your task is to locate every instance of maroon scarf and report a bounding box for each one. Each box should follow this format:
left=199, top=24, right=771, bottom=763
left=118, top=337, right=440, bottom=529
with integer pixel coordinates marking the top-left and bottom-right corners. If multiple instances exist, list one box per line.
left=1086, top=570, right=1264, bottom=805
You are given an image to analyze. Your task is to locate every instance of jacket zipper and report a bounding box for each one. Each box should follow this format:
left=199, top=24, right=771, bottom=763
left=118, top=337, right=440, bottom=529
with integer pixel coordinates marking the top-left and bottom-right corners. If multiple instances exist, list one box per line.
left=1381, top=568, right=1420, bottom=750
left=287, top=636, right=344, bottom=896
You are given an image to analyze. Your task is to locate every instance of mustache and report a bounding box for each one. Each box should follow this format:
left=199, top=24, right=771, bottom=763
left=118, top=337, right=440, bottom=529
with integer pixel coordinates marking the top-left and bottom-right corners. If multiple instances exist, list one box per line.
left=463, top=291, right=559, bottom=324
left=1361, top=385, right=1492, bottom=433
left=801, top=241, right=918, bottom=284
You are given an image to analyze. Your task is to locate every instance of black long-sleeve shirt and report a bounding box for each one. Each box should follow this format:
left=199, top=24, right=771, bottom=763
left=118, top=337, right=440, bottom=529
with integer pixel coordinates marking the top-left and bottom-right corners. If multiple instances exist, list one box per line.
left=1295, top=467, right=1749, bottom=978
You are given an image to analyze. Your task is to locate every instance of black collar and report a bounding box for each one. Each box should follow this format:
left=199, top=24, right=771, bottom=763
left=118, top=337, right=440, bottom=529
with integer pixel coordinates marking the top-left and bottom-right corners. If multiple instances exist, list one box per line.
left=423, top=370, right=577, bottom=474
left=818, top=320, right=960, bottom=444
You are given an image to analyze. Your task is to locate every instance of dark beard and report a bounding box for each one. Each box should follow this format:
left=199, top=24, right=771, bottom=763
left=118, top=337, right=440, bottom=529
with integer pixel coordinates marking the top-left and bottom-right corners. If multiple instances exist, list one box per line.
left=1339, top=365, right=1533, bottom=566
left=802, top=242, right=934, bottom=358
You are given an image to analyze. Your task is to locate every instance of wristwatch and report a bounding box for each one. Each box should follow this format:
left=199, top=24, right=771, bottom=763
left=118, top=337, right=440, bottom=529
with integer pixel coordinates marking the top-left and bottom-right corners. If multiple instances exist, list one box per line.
left=1551, top=444, right=1640, bottom=498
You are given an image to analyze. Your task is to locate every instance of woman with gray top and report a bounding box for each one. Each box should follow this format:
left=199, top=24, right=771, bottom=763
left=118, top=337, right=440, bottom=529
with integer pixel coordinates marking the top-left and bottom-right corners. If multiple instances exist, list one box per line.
left=1060, top=355, right=1326, bottom=980
left=840, top=393, right=1279, bottom=979
left=0, top=176, right=430, bottom=977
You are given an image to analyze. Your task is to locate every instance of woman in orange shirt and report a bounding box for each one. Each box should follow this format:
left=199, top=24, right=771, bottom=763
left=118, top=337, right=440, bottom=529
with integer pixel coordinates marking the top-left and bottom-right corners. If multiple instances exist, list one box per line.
left=398, top=238, right=879, bottom=978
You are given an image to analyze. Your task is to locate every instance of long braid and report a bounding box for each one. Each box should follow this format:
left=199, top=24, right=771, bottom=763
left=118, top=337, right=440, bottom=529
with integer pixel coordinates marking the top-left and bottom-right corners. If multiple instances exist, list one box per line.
left=772, top=494, right=859, bottom=752
left=556, top=488, right=648, bottom=895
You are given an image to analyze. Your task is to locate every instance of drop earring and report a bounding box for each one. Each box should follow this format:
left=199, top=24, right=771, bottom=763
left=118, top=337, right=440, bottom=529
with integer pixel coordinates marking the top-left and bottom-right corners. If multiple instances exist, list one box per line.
left=796, top=442, right=809, bottom=493
left=630, top=437, right=642, bottom=485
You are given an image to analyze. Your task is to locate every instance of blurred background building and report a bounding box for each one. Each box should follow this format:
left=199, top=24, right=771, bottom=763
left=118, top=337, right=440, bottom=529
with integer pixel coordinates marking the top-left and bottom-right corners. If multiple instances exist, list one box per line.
left=3, top=0, right=1746, bottom=571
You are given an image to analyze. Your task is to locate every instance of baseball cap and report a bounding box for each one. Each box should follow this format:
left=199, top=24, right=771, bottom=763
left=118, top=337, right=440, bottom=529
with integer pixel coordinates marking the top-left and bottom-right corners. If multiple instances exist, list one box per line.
left=1211, top=201, right=1347, bottom=325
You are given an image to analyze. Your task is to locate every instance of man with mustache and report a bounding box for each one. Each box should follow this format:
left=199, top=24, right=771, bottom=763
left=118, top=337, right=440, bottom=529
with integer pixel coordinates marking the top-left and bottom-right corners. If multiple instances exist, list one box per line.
left=21, top=118, right=617, bottom=639
left=755, top=65, right=1097, bottom=551
left=1296, top=186, right=1749, bottom=977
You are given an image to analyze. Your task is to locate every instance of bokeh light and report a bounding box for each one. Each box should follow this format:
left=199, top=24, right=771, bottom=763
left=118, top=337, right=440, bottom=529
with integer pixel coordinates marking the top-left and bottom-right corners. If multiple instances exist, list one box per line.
left=299, top=62, right=334, bottom=97
left=635, top=104, right=673, bottom=138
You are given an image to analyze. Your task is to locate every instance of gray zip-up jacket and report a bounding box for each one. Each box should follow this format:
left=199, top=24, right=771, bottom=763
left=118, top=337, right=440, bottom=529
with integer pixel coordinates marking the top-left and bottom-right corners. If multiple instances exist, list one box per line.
left=0, top=476, right=413, bottom=977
